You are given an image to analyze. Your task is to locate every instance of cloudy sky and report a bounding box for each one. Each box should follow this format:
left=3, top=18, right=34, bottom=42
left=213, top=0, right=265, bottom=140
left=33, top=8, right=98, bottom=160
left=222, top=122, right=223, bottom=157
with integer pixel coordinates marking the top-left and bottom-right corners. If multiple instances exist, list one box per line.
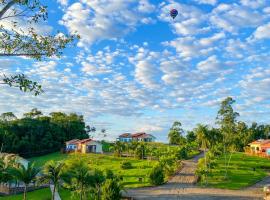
left=1, top=0, right=270, bottom=141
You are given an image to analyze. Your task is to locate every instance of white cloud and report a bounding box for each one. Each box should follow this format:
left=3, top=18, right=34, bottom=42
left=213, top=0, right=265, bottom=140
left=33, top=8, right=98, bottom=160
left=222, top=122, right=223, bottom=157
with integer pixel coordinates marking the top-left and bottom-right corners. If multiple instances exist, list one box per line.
left=240, top=0, right=266, bottom=9
left=59, top=1, right=154, bottom=47
left=195, top=0, right=217, bottom=6
left=252, top=23, right=270, bottom=40
left=57, top=0, right=68, bottom=6
left=197, top=55, right=222, bottom=72
left=210, top=3, right=264, bottom=33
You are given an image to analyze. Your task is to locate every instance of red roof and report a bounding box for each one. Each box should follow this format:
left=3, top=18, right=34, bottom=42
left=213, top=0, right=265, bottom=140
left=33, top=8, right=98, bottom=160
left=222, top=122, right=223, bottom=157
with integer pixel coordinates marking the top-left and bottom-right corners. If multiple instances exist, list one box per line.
left=78, top=138, right=93, bottom=144
left=249, top=139, right=270, bottom=146
left=119, top=133, right=132, bottom=138
left=132, top=132, right=146, bottom=138
left=66, top=139, right=80, bottom=145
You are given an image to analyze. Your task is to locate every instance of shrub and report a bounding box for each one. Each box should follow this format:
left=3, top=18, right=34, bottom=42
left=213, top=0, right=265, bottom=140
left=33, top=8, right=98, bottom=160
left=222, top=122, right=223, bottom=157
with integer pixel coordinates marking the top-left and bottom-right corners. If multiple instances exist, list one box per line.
left=101, top=176, right=122, bottom=200
left=149, top=164, right=165, bottom=185
left=176, top=146, right=188, bottom=160
left=120, top=161, right=133, bottom=169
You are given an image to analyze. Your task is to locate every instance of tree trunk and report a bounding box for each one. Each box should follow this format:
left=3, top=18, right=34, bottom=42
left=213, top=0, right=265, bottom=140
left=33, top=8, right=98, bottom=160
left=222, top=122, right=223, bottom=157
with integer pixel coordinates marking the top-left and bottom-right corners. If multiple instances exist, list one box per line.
left=52, top=184, right=56, bottom=200
left=204, top=148, right=207, bottom=185
left=225, top=151, right=233, bottom=179
left=23, top=184, right=27, bottom=200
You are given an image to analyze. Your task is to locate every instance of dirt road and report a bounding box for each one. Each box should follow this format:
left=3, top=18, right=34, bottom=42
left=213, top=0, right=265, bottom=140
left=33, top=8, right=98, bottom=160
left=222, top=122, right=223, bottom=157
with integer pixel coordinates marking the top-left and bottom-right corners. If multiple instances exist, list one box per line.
left=125, top=153, right=263, bottom=200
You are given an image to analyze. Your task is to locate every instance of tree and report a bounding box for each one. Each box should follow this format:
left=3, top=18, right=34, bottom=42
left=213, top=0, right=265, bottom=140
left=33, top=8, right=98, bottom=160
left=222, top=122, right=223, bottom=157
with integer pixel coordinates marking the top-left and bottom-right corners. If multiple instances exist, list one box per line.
left=168, top=121, right=185, bottom=145
left=195, top=124, right=210, bottom=184
left=149, top=164, right=165, bottom=186
left=101, top=172, right=122, bottom=200
left=112, top=141, right=124, bottom=157
left=0, top=0, right=77, bottom=94
left=63, top=159, right=95, bottom=200
left=11, top=162, right=40, bottom=200
left=23, top=108, right=43, bottom=119
left=216, top=97, right=239, bottom=179
left=42, top=161, right=64, bottom=200
left=0, top=112, right=17, bottom=121
left=186, top=130, right=196, bottom=143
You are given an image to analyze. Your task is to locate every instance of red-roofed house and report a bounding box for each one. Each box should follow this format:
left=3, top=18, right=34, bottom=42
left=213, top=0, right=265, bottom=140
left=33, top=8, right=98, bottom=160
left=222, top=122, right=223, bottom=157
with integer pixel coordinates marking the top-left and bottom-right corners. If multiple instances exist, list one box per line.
left=118, top=132, right=156, bottom=142
left=247, top=139, right=270, bottom=156
left=65, top=138, right=103, bottom=153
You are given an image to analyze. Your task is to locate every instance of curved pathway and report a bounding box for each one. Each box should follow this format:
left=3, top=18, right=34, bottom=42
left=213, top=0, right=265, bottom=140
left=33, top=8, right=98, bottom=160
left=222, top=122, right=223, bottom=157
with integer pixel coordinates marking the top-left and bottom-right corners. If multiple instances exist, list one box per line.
left=125, top=153, right=263, bottom=200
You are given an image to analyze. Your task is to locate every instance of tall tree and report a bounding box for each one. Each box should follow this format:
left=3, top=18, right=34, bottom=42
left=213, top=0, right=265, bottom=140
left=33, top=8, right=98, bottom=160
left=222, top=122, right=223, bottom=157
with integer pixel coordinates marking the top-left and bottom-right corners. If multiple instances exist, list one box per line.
left=195, top=124, right=210, bottom=184
left=216, top=97, right=239, bottom=179
left=0, top=0, right=77, bottom=94
left=168, top=121, right=185, bottom=145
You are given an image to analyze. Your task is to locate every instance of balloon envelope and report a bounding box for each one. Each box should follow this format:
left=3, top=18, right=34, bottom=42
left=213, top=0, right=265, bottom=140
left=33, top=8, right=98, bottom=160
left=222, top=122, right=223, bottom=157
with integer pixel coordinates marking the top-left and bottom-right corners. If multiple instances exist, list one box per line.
left=170, top=9, right=178, bottom=19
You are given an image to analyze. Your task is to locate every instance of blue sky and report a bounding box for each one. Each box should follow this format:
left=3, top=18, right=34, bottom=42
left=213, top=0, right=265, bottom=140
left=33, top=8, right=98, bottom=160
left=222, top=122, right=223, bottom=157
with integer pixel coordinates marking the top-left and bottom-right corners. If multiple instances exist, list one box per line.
left=1, top=0, right=270, bottom=141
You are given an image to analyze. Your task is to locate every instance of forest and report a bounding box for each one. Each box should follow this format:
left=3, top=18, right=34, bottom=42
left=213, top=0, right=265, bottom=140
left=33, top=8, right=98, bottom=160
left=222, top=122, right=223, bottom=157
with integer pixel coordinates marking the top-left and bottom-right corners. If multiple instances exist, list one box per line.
left=0, top=109, right=89, bottom=157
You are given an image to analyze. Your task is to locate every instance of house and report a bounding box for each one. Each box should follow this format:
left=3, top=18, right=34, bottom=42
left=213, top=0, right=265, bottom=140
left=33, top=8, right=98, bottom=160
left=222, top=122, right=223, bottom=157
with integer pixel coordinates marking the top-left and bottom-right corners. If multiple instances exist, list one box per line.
left=247, top=139, right=270, bottom=156
left=118, top=132, right=156, bottom=142
left=118, top=133, right=133, bottom=142
left=65, top=138, right=103, bottom=154
left=66, top=139, right=80, bottom=151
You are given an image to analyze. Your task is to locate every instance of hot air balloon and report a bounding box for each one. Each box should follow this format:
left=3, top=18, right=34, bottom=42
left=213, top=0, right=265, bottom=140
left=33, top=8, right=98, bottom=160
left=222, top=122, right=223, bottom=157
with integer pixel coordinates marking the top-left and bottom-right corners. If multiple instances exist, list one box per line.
left=170, top=9, right=178, bottom=19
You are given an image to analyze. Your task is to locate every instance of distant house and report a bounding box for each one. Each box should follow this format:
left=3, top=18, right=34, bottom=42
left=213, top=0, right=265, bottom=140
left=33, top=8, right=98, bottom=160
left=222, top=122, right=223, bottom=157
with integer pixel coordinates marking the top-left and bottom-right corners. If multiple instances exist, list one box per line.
left=118, top=133, right=133, bottom=142
left=247, top=139, right=270, bottom=156
left=118, top=132, right=156, bottom=142
left=65, top=138, right=103, bottom=154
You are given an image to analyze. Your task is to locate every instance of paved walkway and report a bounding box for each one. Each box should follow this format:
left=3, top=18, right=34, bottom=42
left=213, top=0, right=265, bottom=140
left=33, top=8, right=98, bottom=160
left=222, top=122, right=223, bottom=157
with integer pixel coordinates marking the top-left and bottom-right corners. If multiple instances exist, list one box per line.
left=50, top=184, right=61, bottom=200
left=125, top=153, right=263, bottom=200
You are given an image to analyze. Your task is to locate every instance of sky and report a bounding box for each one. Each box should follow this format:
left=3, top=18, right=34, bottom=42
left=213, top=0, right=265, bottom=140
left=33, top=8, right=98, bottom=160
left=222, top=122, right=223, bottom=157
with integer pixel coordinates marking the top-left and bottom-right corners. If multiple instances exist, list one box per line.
left=0, top=0, right=270, bottom=142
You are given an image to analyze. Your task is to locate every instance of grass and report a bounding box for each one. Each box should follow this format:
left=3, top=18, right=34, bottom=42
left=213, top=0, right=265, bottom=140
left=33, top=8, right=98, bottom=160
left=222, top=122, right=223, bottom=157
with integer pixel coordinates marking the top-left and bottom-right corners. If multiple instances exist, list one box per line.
left=0, top=188, right=51, bottom=200
left=204, top=152, right=270, bottom=189
left=30, top=152, right=157, bottom=188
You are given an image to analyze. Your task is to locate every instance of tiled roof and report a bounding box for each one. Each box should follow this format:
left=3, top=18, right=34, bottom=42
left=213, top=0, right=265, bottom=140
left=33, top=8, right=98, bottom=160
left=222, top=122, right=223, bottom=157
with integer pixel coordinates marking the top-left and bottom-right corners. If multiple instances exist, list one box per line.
left=78, top=138, right=93, bottom=144
left=66, top=139, right=80, bottom=144
left=119, top=133, right=132, bottom=138
left=249, top=139, right=270, bottom=145
left=132, top=132, right=145, bottom=138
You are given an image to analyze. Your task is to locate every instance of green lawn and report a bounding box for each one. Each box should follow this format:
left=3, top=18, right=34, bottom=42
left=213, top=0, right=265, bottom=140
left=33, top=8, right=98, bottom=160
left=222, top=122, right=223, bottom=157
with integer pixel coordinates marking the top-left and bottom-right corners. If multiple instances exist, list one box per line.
left=0, top=188, right=51, bottom=200
left=204, top=152, right=270, bottom=189
left=30, top=152, right=157, bottom=188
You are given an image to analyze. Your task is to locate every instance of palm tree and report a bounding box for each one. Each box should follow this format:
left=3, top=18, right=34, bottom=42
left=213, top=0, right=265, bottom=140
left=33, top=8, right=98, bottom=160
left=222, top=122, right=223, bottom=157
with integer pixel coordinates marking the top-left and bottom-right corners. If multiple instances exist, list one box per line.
left=63, top=159, right=95, bottom=200
left=42, top=161, right=64, bottom=200
left=11, top=162, right=40, bottom=200
left=195, top=124, right=210, bottom=184
left=112, top=141, right=124, bottom=157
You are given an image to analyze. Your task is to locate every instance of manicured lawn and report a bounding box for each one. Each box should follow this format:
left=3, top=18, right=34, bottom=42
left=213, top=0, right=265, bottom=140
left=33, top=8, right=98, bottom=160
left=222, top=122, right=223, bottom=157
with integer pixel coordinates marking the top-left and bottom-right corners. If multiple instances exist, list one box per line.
left=0, top=188, right=51, bottom=200
left=204, top=152, right=270, bottom=189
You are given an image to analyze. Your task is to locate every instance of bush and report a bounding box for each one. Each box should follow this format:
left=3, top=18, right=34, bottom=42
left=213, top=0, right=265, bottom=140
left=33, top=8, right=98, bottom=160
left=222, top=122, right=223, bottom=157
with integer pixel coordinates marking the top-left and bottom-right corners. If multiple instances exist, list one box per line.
left=101, top=177, right=122, bottom=200
left=149, top=164, right=165, bottom=185
left=120, top=161, right=133, bottom=169
left=176, top=146, right=188, bottom=160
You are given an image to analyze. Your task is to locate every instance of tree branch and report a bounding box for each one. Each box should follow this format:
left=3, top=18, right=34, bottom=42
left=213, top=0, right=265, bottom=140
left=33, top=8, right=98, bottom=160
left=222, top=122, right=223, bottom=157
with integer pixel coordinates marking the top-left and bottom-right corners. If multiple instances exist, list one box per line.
left=0, top=53, right=46, bottom=57
left=0, top=0, right=16, bottom=19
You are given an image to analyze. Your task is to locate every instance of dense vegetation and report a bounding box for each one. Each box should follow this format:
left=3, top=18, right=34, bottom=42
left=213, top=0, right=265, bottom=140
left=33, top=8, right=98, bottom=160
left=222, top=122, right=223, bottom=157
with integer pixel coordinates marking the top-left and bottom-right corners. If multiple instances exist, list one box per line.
left=0, top=109, right=89, bottom=157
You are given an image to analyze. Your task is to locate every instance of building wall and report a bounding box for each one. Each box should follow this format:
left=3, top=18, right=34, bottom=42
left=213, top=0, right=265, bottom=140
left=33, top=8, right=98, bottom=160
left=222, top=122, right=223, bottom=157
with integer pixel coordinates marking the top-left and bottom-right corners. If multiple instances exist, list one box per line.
left=119, top=137, right=132, bottom=142
left=81, top=141, right=103, bottom=153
